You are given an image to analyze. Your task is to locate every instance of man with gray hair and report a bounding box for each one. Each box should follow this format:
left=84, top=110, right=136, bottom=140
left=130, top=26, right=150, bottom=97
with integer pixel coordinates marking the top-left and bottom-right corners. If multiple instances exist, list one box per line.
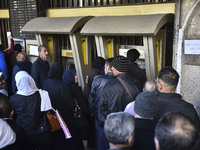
left=143, top=79, right=156, bottom=92
left=104, top=112, right=135, bottom=150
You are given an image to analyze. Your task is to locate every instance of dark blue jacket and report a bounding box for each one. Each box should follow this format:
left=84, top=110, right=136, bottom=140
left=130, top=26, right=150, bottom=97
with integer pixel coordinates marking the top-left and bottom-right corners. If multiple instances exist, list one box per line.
left=12, top=60, right=32, bottom=94
left=0, top=51, right=8, bottom=78
left=88, top=72, right=115, bottom=119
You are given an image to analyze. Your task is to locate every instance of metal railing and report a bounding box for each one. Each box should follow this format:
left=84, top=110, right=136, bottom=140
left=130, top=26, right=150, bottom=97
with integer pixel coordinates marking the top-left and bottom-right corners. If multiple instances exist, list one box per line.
left=38, top=0, right=175, bottom=8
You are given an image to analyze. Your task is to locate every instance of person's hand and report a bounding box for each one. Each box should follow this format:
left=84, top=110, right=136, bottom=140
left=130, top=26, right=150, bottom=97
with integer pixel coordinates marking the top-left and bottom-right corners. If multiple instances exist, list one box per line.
left=8, top=35, right=13, bottom=40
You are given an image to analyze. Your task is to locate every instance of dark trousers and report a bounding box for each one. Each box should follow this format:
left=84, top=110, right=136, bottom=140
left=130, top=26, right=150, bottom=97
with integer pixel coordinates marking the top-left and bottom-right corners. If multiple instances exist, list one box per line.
left=28, top=131, right=52, bottom=150
left=95, top=120, right=109, bottom=150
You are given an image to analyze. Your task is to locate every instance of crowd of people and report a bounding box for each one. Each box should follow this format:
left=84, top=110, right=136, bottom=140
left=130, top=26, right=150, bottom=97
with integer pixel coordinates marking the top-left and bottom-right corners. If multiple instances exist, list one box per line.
left=0, top=39, right=199, bottom=150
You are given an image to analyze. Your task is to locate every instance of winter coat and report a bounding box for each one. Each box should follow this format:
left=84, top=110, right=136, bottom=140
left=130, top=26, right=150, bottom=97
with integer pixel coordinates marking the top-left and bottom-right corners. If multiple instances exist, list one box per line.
left=131, top=118, right=156, bottom=150
left=31, top=57, right=49, bottom=89
left=42, top=62, right=84, bottom=150
left=83, top=68, right=102, bottom=100
left=155, top=92, right=200, bottom=128
left=128, top=61, right=146, bottom=87
left=88, top=72, right=115, bottom=119
left=98, top=73, right=141, bottom=126
left=10, top=91, right=50, bottom=135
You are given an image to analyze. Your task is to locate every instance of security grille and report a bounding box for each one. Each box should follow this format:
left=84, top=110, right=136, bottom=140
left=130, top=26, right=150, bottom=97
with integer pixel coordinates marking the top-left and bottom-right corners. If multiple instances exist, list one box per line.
left=9, top=0, right=38, bottom=39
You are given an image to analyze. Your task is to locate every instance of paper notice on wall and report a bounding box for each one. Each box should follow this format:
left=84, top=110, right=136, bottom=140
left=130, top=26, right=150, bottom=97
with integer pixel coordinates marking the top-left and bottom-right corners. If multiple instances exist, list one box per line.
left=184, top=40, right=200, bottom=54
left=29, top=45, right=39, bottom=56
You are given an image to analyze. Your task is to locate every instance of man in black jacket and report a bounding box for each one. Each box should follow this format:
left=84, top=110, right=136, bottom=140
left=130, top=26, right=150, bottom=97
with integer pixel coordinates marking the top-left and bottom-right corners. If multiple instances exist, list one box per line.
left=127, top=49, right=146, bottom=87
left=31, top=45, right=49, bottom=89
left=98, top=56, right=141, bottom=126
left=155, top=67, right=200, bottom=128
left=89, top=58, right=114, bottom=150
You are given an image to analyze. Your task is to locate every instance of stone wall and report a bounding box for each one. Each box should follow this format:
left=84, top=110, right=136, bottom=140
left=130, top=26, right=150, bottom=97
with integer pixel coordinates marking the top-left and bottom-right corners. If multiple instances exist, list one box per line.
left=177, top=0, right=200, bottom=116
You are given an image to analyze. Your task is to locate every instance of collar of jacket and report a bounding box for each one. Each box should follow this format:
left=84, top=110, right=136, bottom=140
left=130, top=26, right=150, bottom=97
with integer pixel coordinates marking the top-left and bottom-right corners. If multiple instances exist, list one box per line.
left=129, top=61, right=138, bottom=67
left=135, top=118, right=156, bottom=131
left=107, top=72, right=113, bottom=76
left=156, top=92, right=182, bottom=99
left=38, top=56, right=47, bottom=63
left=117, top=73, right=128, bottom=78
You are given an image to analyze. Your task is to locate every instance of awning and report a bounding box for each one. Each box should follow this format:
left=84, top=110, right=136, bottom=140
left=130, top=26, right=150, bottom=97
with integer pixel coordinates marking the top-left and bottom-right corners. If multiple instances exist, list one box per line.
left=80, top=14, right=173, bottom=36
left=22, top=16, right=93, bottom=34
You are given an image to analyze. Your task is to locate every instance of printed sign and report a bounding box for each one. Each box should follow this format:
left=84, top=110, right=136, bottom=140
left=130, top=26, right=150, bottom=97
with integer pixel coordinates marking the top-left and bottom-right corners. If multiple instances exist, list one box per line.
left=185, top=40, right=200, bottom=54
left=29, top=45, right=39, bottom=56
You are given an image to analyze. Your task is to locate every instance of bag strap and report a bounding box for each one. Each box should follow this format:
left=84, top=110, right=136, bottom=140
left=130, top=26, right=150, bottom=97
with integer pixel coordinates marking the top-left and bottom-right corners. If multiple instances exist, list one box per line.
left=117, top=76, right=134, bottom=100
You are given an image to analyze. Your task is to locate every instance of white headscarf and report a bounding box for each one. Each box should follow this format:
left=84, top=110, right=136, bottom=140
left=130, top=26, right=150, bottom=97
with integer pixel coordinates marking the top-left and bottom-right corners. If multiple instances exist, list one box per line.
left=0, top=119, right=16, bottom=148
left=15, top=71, right=52, bottom=111
left=15, top=71, right=37, bottom=96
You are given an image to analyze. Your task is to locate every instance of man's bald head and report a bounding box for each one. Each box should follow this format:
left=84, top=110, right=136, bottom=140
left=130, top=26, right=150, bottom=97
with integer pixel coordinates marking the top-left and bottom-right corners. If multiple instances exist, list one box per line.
left=16, top=52, right=26, bottom=62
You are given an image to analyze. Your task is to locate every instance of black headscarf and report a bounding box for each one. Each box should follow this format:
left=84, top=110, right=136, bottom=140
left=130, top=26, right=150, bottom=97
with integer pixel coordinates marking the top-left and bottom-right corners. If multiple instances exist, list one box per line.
left=48, top=62, right=63, bottom=79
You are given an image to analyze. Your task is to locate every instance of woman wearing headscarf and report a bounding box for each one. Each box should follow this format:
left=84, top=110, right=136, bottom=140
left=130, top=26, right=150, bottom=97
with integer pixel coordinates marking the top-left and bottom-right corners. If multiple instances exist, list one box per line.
left=62, top=69, right=90, bottom=139
left=43, top=62, right=85, bottom=150
left=9, top=71, right=52, bottom=150
left=63, top=69, right=90, bottom=115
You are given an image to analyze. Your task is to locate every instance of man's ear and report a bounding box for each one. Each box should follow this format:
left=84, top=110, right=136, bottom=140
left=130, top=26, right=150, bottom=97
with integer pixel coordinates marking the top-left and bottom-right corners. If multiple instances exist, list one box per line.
left=157, top=80, right=162, bottom=92
left=127, top=135, right=134, bottom=147
left=134, top=59, right=138, bottom=63
left=11, top=110, right=14, bottom=118
left=155, top=138, right=160, bottom=150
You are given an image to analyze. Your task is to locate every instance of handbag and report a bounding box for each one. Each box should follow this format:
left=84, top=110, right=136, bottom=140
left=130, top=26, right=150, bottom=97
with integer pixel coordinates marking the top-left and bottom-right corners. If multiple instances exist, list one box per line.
left=73, top=99, right=88, bottom=128
left=46, top=110, right=61, bottom=132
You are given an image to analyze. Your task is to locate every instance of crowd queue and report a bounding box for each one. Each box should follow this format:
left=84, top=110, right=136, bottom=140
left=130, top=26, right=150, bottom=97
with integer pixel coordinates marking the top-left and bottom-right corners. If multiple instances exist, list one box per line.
left=0, top=36, right=199, bottom=150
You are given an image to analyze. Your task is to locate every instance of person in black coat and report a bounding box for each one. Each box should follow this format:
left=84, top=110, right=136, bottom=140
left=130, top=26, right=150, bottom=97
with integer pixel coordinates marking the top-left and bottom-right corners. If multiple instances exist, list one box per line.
left=10, top=71, right=52, bottom=150
left=12, top=52, right=32, bottom=94
left=83, top=57, right=105, bottom=148
left=155, top=67, right=200, bottom=128
left=42, top=62, right=85, bottom=150
left=98, top=56, right=141, bottom=126
left=31, top=45, right=49, bottom=89
left=62, top=69, right=90, bottom=140
left=131, top=92, right=156, bottom=150
left=83, top=57, right=105, bottom=101
left=127, top=49, right=146, bottom=87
